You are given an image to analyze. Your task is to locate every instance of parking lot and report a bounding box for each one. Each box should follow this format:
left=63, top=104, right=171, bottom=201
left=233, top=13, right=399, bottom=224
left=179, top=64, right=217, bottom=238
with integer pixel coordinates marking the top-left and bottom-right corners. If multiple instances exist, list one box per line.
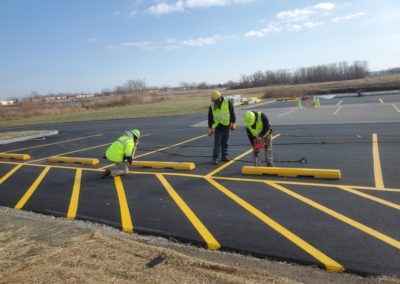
left=1, top=94, right=399, bottom=276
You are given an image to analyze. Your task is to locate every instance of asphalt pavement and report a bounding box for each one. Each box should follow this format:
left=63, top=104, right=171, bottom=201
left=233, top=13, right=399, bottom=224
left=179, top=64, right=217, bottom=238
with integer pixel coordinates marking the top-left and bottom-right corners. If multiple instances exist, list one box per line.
left=0, top=94, right=399, bottom=277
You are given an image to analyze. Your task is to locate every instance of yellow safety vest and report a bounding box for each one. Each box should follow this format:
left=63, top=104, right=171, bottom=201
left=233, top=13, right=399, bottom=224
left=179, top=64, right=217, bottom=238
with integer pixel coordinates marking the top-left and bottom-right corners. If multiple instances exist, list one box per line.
left=211, top=100, right=230, bottom=128
left=105, top=135, right=135, bottom=162
left=246, top=112, right=270, bottom=137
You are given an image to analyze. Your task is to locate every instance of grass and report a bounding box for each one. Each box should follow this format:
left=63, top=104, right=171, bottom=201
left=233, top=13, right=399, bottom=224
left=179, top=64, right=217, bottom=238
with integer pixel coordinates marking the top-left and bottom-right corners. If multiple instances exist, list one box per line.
left=0, top=96, right=211, bottom=128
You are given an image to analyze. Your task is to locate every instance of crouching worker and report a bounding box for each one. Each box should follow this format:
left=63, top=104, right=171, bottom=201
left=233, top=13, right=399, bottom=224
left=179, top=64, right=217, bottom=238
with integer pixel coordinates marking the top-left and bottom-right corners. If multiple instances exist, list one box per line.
left=102, top=129, right=141, bottom=178
left=244, top=111, right=273, bottom=167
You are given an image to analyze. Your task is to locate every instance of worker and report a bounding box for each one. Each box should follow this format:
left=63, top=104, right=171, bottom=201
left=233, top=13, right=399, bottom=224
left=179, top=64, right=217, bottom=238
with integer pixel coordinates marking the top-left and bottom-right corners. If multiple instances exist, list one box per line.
left=208, top=90, right=236, bottom=165
left=102, top=129, right=141, bottom=178
left=244, top=111, right=273, bottom=167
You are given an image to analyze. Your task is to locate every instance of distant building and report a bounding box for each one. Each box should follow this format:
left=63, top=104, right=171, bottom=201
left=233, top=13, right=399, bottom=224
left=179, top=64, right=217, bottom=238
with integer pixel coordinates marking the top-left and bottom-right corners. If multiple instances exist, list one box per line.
left=0, top=100, right=16, bottom=106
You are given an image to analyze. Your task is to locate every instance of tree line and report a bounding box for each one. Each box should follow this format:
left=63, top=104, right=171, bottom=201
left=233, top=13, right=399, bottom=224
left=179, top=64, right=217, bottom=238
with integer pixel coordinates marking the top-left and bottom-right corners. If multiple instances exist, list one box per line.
left=230, top=61, right=369, bottom=89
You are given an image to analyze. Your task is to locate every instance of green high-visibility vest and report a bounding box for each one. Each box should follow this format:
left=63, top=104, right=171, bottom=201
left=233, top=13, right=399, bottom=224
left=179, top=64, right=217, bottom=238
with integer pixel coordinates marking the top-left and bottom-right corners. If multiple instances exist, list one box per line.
left=105, top=135, right=135, bottom=163
left=246, top=112, right=270, bottom=137
left=211, top=100, right=230, bottom=128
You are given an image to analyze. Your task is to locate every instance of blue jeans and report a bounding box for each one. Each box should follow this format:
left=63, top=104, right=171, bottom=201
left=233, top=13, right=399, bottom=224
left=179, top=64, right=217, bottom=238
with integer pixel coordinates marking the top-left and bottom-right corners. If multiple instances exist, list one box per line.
left=213, top=127, right=230, bottom=161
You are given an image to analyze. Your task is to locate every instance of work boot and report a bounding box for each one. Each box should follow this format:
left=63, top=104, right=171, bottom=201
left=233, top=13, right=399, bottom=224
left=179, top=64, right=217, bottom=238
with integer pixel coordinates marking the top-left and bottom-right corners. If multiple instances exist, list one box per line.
left=267, top=163, right=274, bottom=167
left=212, top=160, right=220, bottom=165
left=221, top=157, right=230, bottom=163
left=101, top=169, right=112, bottom=179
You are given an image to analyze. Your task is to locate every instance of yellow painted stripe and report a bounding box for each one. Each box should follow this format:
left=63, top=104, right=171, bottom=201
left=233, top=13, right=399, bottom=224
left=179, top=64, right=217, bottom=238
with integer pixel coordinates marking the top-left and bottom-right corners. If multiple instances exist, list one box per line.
left=338, top=186, right=400, bottom=211
left=207, top=134, right=281, bottom=177
left=212, top=175, right=400, bottom=192
left=372, top=134, right=384, bottom=189
left=205, top=177, right=343, bottom=272
left=100, top=134, right=207, bottom=170
left=392, top=103, right=400, bottom=112
left=15, top=166, right=50, bottom=209
left=67, top=169, right=82, bottom=219
left=266, top=181, right=400, bottom=249
left=7, top=134, right=103, bottom=153
left=156, top=174, right=220, bottom=250
left=278, top=108, right=297, bottom=117
left=333, top=105, right=343, bottom=115
left=114, top=176, right=133, bottom=233
left=0, top=164, right=23, bottom=184
left=2, top=160, right=400, bottom=193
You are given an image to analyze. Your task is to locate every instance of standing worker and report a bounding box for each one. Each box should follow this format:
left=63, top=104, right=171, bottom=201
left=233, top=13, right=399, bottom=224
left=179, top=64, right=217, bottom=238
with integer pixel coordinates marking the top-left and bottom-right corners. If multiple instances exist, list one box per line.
left=102, top=129, right=141, bottom=178
left=244, top=111, right=273, bottom=167
left=208, top=90, right=236, bottom=165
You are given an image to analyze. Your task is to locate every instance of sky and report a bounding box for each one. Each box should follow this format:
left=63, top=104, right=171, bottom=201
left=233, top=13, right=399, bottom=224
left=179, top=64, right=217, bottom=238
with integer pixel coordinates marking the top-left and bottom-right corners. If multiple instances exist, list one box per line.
left=1, top=0, right=400, bottom=99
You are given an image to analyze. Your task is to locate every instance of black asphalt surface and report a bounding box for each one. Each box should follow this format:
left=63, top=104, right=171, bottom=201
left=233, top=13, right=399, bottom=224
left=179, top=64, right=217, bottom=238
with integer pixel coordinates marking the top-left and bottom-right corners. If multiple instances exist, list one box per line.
left=0, top=94, right=399, bottom=277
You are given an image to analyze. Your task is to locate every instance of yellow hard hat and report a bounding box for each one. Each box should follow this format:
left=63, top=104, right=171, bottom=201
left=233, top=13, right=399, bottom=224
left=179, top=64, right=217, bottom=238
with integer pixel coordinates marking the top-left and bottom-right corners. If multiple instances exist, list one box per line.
left=244, top=111, right=256, bottom=127
left=211, top=90, right=221, bottom=101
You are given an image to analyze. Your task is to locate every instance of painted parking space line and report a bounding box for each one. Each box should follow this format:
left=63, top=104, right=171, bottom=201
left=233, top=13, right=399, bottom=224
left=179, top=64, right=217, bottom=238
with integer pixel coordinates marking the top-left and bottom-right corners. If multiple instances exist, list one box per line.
left=25, top=142, right=112, bottom=164
left=6, top=134, right=103, bottom=153
left=337, top=186, right=400, bottom=211
left=372, top=133, right=384, bottom=189
left=206, top=134, right=281, bottom=177
left=266, top=181, right=400, bottom=250
left=278, top=108, right=297, bottom=117
left=0, top=164, right=23, bottom=184
left=67, top=168, right=82, bottom=219
left=156, top=174, right=220, bottom=250
left=379, top=98, right=384, bottom=104
left=205, top=177, right=344, bottom=272
left=392, top=103, right=400, bottom=113
left=14, top=166, right=51, bottom=209
left=336, top=100, right=343, bottom=106
left=333, top=105, right=343, bottom=115
left=100, top=134, right=207, bottom=170
left=114, top=176, right=133, bottom=233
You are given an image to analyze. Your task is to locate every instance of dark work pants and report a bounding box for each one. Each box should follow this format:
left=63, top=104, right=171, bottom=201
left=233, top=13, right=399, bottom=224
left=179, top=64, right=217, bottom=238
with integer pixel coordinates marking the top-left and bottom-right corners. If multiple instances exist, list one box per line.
left=213, top=127, right=230, bottom=161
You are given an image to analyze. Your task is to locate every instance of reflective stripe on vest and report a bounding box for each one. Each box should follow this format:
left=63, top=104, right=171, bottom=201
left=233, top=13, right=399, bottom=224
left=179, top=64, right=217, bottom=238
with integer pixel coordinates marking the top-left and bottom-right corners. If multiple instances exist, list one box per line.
left=247, top=112, right=270, bottom=137
left=211, top=100, right=230, bottom=128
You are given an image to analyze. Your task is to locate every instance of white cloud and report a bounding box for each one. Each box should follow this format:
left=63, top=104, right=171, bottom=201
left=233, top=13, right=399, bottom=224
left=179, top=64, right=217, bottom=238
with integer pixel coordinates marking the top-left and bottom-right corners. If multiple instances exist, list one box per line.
left=106, top=41, right=157, bottom=50
left=313, top=2, right=335, bottom=11
left=148, top=1, right=185, bottom=15
left=332, top=12, right=366, bottom=22
left=245, top=23, right=281, bottom=38
left=276, top=8, right=314, bottom=22
left=182, top=37, right=218, bottom=46
left=147, top=0, right=252, bottom=15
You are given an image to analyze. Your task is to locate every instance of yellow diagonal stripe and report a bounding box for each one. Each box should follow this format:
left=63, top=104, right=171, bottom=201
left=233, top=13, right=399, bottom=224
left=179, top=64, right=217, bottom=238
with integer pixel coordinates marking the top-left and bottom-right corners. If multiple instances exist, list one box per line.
left=372, top=133, right=385, bottom=189
left=67, top=168, right=82, bottom=219
left=338, top=186, right=400, bottom=211
left=266, top=181, right=400, bottom=249
left=0, top=164, right=23, bottom=184
left=206, top=134, right=280, bottom=177
left=206, top=177, right=344, bottom=272
left=15, top=166, right=50, bottom=209
left=156, top=174, right=221, bottom=250
left=114, top=176, right=133, bottom=233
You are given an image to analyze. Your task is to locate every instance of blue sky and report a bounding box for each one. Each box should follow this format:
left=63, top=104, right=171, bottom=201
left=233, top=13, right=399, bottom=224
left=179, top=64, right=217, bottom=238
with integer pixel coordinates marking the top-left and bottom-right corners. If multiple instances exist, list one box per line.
left=1, top=0, right=400, bottom=99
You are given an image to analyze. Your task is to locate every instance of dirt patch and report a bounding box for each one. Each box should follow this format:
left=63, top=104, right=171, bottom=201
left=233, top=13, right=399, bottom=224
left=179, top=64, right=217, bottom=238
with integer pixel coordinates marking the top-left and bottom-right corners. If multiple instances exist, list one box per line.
left=0, top=207, right=399, bottom=284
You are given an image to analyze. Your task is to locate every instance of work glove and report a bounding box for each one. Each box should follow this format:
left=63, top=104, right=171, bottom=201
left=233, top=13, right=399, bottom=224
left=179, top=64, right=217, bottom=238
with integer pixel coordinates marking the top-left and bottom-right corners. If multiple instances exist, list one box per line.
left=208, top=128, right=214, bottom=136
left=230, top=123, right=236, bottom=130
left=124, top=155, right=133, bottom=165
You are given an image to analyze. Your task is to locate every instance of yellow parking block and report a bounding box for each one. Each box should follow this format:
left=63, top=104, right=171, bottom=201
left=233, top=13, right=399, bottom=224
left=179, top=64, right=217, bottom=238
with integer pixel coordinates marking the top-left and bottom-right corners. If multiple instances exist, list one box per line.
left=242, top=166, right=341, bottom=179
left=130, top=161, right=195, bottom=170
left=48, top=156, right=100, bottom=165
left=0, top=153, right=31, bottom=160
